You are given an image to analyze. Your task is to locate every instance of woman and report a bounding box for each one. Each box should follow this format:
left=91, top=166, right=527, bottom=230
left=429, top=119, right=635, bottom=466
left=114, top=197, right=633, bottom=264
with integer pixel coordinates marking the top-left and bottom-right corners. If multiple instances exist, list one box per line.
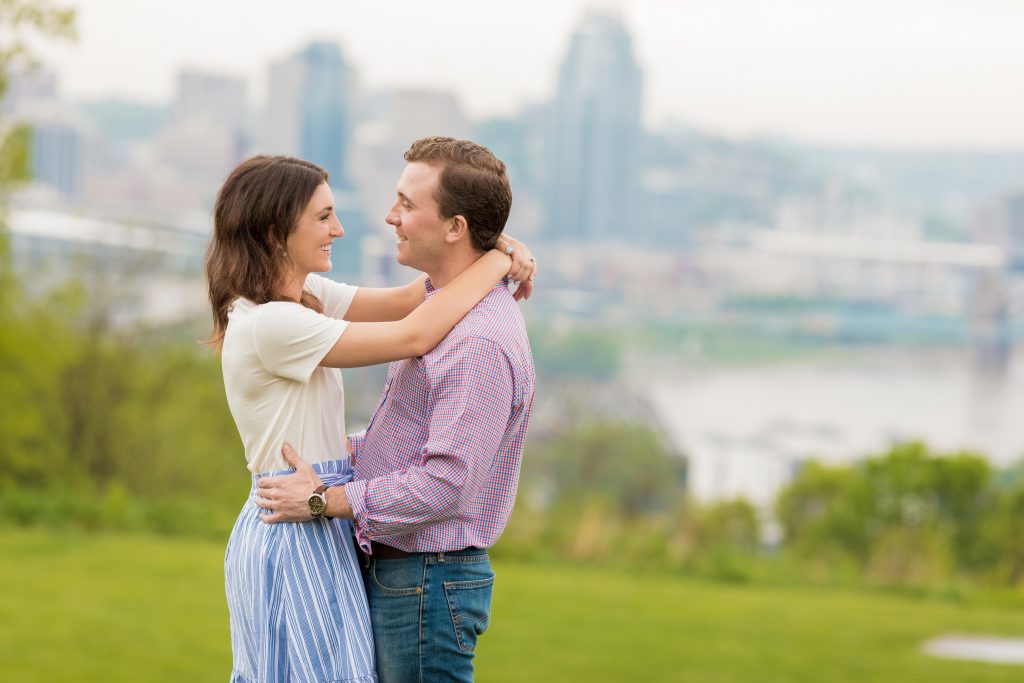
left=205, top=155, right=533, bottom=683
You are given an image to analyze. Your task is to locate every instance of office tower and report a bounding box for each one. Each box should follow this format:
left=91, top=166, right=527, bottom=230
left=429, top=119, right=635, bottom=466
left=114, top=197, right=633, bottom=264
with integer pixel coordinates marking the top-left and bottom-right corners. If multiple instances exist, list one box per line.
left=32, top=121, right=83, bottom=199
left=969, top=192, right=1024, bottom=372
left=377, top=89, right=473, bottom=145
left=175, top=69, right=248, bottom=159
left=349, top=87, right=474, bottom=285
left=352, top=88, right=473, bottom=228
left=265, top=41, right=354, bottom=189
left=3, top=69, right=85, bottom=200
left=1003, top=194, right=1024, bottom=267
left=146, top=69, right=249, bottom=208
left=975, top=192, right=1024, bottom=266
left=162, top=69, right=250, bottom=184
left=175, top=69, right=247, bottom=135
left=547, top=7, right=643, bottom=243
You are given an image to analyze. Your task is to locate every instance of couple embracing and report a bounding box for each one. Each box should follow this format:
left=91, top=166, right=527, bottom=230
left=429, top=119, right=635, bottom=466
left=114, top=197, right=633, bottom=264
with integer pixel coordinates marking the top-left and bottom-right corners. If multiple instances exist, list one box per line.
left=205, top=137, right=536, bottom=682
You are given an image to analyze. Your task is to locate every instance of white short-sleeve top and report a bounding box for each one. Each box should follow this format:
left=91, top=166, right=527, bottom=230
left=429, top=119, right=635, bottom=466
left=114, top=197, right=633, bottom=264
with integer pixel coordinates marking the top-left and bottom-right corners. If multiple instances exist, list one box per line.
left=221, top=274, right=357, bottom=473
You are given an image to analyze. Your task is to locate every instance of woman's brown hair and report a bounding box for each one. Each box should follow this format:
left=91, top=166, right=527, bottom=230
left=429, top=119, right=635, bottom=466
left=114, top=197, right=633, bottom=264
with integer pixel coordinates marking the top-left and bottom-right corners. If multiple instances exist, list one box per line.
left=204, top=155, right=329, bottom=349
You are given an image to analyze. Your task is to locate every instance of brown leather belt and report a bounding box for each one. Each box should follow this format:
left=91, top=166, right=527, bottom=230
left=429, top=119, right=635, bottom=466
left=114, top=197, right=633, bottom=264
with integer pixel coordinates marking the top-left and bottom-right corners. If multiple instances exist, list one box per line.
left=369, top=541, right=412, bottom=560
left=364, top=541, right=482, bottom=560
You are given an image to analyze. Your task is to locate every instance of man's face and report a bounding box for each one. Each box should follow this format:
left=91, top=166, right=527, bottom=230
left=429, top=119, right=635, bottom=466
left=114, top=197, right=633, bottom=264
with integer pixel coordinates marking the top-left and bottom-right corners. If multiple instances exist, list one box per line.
left=386, top=162, right=449, bottom=273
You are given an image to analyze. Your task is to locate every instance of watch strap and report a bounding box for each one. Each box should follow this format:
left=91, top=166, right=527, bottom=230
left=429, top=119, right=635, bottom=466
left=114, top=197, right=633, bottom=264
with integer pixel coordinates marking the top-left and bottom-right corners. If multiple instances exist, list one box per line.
left=314, top=484, right=335, bottom=519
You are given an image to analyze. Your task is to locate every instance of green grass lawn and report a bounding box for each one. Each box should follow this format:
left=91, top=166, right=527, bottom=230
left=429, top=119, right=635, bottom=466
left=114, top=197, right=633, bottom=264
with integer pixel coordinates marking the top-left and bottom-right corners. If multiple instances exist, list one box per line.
left=2, top=529, right=1024, bottom=682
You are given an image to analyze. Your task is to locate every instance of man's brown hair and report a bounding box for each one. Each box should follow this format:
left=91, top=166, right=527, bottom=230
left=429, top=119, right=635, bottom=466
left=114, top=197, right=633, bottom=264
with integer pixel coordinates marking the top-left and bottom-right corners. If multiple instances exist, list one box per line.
left=404, top=136, right=512, bottom=251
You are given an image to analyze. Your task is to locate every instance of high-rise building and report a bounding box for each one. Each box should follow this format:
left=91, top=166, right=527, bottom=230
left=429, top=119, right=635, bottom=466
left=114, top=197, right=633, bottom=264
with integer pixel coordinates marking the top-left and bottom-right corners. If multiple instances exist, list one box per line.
left=1002, top=194, right=1024, bottom=268
left=351, top=87, right=474, bottom=285
left=160, top=69, right=250, bottom=192
left=175, top=69, right=247, bottom=135
left=32, top=121, right=83, bottom=199
left=352, top=89, right=473, bottom=226
left=968, top=192, right=1024, bottom=372
left=139, top=69, right=251, bottom=209
left=546, top=7, right=643, bottom=243
left=265, top=41, right=354, bottom=189
left=2, top=69, right=85, bottom=200
left=974, top=192, right=1024, bottom=267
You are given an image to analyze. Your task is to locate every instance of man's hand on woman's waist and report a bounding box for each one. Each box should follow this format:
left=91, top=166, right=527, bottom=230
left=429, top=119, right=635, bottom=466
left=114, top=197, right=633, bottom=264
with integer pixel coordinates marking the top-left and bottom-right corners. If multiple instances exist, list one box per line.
left=257, top=443, right=354, bottom=523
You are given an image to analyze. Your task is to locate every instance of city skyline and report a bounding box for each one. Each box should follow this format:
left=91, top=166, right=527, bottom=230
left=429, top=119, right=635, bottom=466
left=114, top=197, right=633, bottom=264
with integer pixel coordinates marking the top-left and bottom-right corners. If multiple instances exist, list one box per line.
left=41, top=0, right=1024, bottom=150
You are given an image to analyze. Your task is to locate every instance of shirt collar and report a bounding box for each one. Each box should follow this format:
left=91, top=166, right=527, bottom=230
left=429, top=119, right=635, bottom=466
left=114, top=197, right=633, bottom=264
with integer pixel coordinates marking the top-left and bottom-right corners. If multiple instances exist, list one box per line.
left=424, top=275, right=510, bottom=301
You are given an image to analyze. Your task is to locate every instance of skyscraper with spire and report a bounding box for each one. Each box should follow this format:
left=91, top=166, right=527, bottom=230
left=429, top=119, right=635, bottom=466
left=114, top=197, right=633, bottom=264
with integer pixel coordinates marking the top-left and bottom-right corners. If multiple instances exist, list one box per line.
left=547, top=6, right=643, bottom=243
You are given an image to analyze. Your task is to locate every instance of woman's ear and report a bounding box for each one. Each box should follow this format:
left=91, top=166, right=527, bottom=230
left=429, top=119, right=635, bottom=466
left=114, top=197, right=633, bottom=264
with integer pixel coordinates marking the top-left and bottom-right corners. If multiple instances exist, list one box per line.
left=269, top=227, right=288, bottom=256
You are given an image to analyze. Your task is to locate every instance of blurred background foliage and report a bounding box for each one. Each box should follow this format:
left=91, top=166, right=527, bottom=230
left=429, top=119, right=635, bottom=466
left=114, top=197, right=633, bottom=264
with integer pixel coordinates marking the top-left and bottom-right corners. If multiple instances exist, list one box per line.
left=4, top=267, right=1024, bottom=594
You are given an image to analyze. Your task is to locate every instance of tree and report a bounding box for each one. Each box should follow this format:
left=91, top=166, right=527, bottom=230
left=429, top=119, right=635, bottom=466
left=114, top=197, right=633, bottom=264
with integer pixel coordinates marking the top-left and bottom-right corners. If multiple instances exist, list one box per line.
left=0, top=0, right=75, bottom=188
left=0, top=0, right=76, bottom=298
left=776, top=442, right=1002, bottom=585
left=0, top=1, right=76, bottom=486
left=540, top=420, right=684, bottom=518
left=775, top=460, right=870, bottom=561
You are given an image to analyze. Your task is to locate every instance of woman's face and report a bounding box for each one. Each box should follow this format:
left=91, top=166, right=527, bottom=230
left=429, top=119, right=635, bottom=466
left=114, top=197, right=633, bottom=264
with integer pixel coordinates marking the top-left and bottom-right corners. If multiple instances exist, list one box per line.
left=286, top=182, right=344, bottom=275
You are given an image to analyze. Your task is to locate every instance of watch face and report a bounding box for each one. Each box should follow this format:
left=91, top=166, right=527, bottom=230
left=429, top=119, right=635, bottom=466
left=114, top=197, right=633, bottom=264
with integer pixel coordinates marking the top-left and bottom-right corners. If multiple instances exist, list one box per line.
left=308, top=493, right=327, bottom=517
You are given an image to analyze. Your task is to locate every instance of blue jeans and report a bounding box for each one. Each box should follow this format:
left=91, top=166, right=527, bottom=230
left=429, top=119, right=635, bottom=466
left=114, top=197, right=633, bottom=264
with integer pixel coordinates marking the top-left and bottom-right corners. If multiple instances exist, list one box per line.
left=360, top=548, right=494, bottom=683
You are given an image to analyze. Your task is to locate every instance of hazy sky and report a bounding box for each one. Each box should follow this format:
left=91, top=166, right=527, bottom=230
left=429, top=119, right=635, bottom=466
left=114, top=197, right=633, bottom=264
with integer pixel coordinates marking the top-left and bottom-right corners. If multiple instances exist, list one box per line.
left=43, top=0, right=1024, bottom=149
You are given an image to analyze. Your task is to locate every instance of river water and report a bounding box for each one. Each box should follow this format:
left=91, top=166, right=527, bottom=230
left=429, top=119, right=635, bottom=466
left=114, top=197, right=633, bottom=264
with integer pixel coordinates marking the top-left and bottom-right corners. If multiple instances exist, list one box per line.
left=647, top=348, right=1024, bottom=506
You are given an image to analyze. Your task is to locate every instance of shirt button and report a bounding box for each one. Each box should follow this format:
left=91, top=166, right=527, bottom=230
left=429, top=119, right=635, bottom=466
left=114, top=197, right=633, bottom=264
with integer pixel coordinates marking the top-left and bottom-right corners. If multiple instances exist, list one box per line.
left=384, top=382, right=391, bottom=391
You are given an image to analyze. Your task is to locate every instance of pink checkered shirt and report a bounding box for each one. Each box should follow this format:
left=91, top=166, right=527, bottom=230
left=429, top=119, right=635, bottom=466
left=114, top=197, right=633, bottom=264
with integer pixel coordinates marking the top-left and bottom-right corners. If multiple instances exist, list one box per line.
left=343, top=278, right=535, bottom=554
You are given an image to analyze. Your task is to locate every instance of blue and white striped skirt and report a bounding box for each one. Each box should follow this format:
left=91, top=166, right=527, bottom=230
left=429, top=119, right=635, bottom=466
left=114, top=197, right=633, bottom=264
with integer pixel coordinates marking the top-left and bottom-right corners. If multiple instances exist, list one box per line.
left=225, top=459, right=376, bottom=683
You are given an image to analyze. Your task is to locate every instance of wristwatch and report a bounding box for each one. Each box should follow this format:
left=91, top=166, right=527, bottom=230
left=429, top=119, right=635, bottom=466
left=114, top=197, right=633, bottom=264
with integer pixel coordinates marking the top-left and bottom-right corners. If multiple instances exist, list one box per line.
left=307, top=485, right=329, bottom=518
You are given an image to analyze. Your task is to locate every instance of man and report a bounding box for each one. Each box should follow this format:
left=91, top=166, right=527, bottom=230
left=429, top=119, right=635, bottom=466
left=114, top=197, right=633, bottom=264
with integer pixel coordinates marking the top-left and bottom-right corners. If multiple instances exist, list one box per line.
left=258, top=136, right=536, bottom=683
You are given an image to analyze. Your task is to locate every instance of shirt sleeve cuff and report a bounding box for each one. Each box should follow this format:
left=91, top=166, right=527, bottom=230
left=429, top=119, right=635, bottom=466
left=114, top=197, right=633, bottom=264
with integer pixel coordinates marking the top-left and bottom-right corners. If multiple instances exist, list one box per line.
left=343, top=479, right=372, bottom=553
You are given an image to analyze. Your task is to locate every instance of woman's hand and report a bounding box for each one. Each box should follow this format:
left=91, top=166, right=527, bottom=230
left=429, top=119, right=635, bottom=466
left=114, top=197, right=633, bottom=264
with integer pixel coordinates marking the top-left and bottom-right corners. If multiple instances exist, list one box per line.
left=494, top=234, right=537, bottom=301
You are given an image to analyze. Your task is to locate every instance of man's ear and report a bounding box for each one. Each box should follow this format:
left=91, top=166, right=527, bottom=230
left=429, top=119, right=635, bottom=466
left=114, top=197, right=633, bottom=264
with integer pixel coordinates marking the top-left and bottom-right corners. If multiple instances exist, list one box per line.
left=444, top=215, right=469, bottom=244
